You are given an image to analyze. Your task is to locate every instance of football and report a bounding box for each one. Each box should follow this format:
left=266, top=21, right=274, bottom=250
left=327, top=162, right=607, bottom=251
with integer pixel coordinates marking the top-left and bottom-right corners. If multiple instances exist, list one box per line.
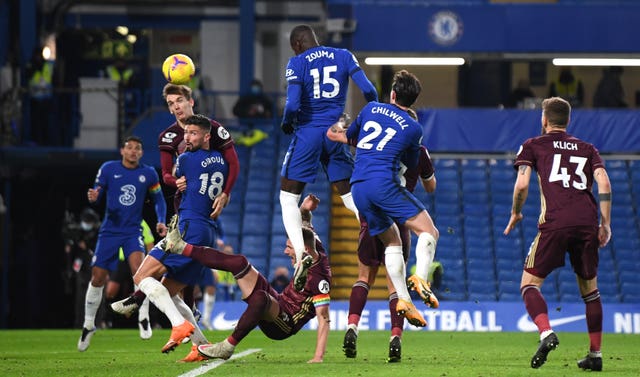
left=162, top=53, right=195, bottom=85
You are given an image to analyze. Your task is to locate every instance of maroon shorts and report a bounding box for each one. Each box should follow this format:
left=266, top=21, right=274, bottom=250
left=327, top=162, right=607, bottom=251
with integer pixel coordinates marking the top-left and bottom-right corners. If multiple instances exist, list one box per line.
left=524, top=225, right=599, bottom=280
left=357, top=219, right=410, bottom=267
left=251, top=273, right=293, bottom=340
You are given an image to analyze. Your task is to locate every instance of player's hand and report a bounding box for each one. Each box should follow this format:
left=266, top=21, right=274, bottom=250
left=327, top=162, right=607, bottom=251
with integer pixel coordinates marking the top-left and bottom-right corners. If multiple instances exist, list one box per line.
left=176, top=176, right=187, bottom=192
left=503, top=212, right=523, bottom=235
left=598, top=223, right=611, bottom=247
left=281, top=122, right=294, bottom=135
left=307, top=356, right=323, bottom=364
left=210, top=192, right=230, bottom=219
left=157, top=222, right=168, bottom=237
left=87, top=187, right=101, bottom=203
left=301, top=194, right=320, bottom=212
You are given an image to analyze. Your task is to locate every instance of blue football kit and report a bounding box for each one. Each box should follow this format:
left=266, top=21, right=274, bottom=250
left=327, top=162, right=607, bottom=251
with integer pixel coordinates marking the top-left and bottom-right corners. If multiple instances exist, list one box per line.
left=347, top=102, right=426, bottom=236
left=92, top=161, right=166, bottom=271
left=281, top=45, right=377, bottom=183
left=148, top=148, right=229, bottom=285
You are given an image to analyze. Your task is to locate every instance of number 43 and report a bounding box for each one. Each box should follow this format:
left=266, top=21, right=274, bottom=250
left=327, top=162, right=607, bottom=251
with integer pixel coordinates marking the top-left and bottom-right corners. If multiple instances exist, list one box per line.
left=548, top=154, right=587, bottom=190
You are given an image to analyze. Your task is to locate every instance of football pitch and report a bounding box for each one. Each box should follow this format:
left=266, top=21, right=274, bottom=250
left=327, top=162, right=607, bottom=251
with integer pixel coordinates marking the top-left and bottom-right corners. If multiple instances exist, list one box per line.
left=1, top=329, right=638, bottom=377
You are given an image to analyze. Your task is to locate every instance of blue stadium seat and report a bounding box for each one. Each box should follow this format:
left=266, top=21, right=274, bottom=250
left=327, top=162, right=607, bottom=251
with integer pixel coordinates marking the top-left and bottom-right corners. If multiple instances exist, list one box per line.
left=466, top=258, right=495, bottom=274
left=463, top=190, right=490, bottom=203
left=559, top=291, right=581, bottom=302
left=468, top=292, right=497, bottom=302
left=498, top=292, right=521, bottom=301
left=618, top=271, right=640, bottom=285
left=467, top=268, right=490, bottom=281
left=435, top=169, right=459, bottom=182
left=244, top=187, right=272, bottom=202
left=498, top=280, right=520, bottom=296
left=463, top=203, right=491, bottom=216
left=435, top=214, right=463, bottom=234
left=434, top=158, right=459, bottom=170
left=240, top=235, right=269, bottom=257
left=558, top=280, right=577, bottom=295
left=622, top=293, right=640, bottom=303
left=598, top=281, right=619, bottom=297
left=461, top=158, right=488, bottom=170
left=242, top=213, right=271, bottom=235
left=466, top=245, right=493, bottom=259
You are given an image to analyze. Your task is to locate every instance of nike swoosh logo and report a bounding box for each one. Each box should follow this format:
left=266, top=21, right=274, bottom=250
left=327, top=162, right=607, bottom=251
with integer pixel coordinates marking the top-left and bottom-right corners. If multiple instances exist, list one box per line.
left=517, top=313, right=586, bottom=332
left=114, top=175, right=122, bottom=178
left=212, top=312, right=237, bottom=330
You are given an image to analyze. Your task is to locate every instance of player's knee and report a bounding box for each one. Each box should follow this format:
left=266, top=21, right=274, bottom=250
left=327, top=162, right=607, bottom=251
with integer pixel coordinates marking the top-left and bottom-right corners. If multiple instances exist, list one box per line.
left=246, top=289, right=270, bottom=311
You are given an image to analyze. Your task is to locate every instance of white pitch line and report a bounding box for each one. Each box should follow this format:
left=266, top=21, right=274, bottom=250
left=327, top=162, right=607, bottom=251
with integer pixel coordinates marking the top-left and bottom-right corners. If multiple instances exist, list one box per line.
left=177, top=348, right=261, bottom=377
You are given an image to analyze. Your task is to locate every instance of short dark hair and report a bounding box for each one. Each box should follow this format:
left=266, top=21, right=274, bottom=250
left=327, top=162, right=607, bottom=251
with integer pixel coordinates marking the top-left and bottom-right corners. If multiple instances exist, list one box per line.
left=290, top=24, right=317, bottom=46
left=542, top=96, right=571, bottom=127
left=183, top=114, right=212, bottom=133
left=162, top=83, right=192, bottom=101
left=392, top=70, right=421, bottom=107
left=122, top=135, right=143, bottom=148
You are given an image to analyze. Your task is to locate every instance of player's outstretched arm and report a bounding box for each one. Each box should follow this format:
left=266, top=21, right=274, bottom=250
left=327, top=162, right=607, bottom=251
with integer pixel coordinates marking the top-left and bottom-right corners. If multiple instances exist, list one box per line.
left=308, top=304, right=330, bottom=363
left=351, top=69, right=378, bottom=102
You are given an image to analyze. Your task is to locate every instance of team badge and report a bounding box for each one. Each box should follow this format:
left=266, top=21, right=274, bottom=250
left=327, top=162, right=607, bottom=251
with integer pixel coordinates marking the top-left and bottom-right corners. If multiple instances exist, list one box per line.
left=162, top=131, right=178, bottom=144
left=139, top=175, right=146, bottom=183
left=429, top=11, right=463, bottom=46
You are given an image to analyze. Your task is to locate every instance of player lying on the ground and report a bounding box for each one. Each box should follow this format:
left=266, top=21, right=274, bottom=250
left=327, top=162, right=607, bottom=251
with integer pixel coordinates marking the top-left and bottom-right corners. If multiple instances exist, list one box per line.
left=160, top=194, right=331, bottom=363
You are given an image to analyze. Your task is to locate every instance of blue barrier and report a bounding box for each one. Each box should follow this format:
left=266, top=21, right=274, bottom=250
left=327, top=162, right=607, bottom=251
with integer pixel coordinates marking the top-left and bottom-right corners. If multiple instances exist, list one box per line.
left=419, top=109, right=640, bottom=153
left=202, top=300, right=640, bottom=334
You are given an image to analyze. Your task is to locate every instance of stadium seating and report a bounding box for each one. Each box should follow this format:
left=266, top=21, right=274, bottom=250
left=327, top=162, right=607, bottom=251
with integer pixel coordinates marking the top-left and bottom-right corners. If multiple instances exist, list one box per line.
left=230, top=146, right=639, bottom=303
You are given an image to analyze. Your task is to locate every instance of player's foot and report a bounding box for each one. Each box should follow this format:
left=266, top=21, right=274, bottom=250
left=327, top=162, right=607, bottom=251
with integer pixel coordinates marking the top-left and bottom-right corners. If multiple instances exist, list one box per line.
left=407, top=274, right=439, bottom=308
left=531, top=332, right=559, bottom=368
left=577, top=353, right=603, bottom=371
left=179, top=345, right=210, bottom=362
left=396, top=299, right=426, bottom=328
left=343, top=327, right=357, bottom=358
left=197, top=339, right=235, bottom=360
left=293, top=255, right=313, bottom=291
left=110, top=296, right=139, bottom=318
left=387, top=336, right=402, bottom=363
left=77, top=327, right=96, bottom=352
left=160, top=215, right=186, bottom=254
left=161, top=321, right=195, bottom=353
left=138, top=318, right=152, bottom=340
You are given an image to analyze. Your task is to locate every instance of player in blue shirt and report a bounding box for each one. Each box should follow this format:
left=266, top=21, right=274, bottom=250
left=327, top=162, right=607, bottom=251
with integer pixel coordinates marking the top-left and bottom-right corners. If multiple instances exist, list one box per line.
left=327, top=70, right=439, bottom=328
left=280, top=24, right=377, bottom=287
left=132, top=114, right=229, bottom=360
left=78, top=135, right=167, bottom=352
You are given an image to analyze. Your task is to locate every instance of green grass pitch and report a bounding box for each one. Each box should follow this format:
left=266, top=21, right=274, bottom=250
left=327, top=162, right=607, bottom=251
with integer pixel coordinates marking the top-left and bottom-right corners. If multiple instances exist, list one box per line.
left=1, top=329, right=638, bottom=376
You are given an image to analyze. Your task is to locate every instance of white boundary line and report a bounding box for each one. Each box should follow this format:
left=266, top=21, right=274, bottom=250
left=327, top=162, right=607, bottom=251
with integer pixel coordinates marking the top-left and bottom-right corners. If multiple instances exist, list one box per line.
left=177, top=348, right=261, bottom=377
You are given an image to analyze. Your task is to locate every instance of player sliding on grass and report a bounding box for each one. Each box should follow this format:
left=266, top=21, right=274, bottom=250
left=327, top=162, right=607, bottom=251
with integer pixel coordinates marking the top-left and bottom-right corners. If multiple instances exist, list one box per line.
left=160, top=194, right=331, bottom=363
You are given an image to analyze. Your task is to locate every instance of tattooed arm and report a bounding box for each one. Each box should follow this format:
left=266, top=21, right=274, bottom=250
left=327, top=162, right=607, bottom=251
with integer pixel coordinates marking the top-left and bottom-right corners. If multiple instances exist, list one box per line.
left=504, top=164, right=532, bottom=235
left=594, top=167, right=612, bottom=247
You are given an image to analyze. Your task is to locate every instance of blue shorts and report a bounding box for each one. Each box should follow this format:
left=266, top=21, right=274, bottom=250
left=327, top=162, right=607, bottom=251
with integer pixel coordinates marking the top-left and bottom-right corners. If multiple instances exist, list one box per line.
left=351, top=180, right=425, bottom=236
left=198, top=268, right=216, bottom=288
left=281, top=126, right=353, bottom=183
left=93, top=232, right=145, bottom=271
left=148, top=217, right=215, bottom=286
